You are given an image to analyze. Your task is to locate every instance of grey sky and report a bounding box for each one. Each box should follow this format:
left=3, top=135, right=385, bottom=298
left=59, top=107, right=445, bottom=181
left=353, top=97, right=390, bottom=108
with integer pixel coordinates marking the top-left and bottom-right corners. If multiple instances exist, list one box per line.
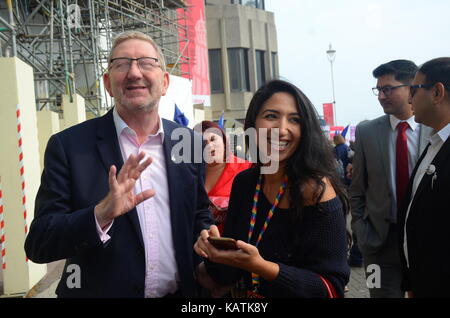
left=265, top=0, right=450, bottom=126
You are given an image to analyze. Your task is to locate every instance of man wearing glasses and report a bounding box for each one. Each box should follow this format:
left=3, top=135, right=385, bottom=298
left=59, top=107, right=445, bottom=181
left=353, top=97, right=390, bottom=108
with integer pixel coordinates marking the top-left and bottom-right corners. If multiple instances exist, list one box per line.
left=398, top=57, right=450, bottom=297
left=350, top=60, right=431, bottom=298
left=25, top=31, right=213, bottom=297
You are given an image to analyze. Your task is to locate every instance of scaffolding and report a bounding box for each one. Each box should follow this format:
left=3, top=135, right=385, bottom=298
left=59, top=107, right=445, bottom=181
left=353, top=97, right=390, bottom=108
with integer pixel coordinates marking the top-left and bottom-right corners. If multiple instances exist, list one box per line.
left=0, top=0, right=191, bottom=116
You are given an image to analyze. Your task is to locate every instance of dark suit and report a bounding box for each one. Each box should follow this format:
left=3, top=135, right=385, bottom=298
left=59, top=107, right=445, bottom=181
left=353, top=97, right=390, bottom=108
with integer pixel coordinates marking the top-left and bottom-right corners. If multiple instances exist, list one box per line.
left=398, top=136, right=450, bottom=297
left=24, top=110, right=212, bottom=297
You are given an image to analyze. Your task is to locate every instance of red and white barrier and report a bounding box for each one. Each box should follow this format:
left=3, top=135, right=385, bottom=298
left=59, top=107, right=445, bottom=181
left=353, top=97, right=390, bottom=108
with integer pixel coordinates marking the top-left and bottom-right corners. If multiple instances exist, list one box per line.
left=0, top=181, right=6, bottom=270
left=16, top=105, right=28, bottom=263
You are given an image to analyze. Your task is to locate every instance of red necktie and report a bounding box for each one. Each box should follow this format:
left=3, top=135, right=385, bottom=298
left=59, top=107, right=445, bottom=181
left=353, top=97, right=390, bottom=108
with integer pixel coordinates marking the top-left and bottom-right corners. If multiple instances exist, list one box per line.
left=396, top=121, right=409, bottom=210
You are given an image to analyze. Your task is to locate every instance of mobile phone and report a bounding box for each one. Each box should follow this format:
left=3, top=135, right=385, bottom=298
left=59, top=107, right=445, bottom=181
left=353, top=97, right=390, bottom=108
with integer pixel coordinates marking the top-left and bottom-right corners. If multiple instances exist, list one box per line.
left=207, top=237, right=238, bottom=250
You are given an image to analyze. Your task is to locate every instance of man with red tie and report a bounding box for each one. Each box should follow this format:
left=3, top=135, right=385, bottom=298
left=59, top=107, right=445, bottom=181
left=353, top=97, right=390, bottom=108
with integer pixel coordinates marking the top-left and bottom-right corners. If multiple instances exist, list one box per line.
left=350, top=60, right=432, bottom=298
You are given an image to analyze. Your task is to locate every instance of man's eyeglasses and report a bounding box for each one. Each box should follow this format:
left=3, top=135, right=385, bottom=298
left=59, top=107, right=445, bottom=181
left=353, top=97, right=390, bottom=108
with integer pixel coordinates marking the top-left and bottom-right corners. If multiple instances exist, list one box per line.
left=409, top=84, right=434, bottom=98
left=109, top=57, right=160, bottom=72
left=372, top=84, right=409, bottom=97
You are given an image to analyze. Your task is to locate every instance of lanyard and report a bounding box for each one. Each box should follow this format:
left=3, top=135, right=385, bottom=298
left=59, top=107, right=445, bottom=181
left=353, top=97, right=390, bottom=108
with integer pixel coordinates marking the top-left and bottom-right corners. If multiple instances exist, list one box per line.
left=248, top=174, right=288, bottom=291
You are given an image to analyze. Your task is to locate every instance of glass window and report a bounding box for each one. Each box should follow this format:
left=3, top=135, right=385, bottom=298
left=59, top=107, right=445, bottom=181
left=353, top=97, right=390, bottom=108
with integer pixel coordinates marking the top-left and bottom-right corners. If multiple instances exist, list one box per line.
left=238, top=0, right=265, bottom=9
left=228, top=48, right=250, bottom=92
left=271, top=52, right=278, bottom=78
left=255, top=50, right=266, bottom=89
left=208, top=49, right=223, bottom=93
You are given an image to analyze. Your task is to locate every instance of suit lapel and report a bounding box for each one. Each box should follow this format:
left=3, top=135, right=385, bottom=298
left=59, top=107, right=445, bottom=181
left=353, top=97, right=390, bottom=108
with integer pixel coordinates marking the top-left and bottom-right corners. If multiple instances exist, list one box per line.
left=418, top=124, right=432, bottom=156
left=95, top=109, right=145, bottom=250
left=161, top=120, right=181, bottom=242
left=411, top=137, right=450, bottom=206
left=401, top=124, right=431, bottom=207
left=377, top=116, right=394, bottom=192
left=399, top=142, right=430, bottom=221
left=96, top=112, right=123, bottom=173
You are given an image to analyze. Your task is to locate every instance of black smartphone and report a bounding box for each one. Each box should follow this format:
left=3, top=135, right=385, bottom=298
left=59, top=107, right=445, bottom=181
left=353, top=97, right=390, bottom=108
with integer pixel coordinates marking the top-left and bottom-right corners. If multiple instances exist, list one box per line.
left=207, top=237, right=238, bottom=250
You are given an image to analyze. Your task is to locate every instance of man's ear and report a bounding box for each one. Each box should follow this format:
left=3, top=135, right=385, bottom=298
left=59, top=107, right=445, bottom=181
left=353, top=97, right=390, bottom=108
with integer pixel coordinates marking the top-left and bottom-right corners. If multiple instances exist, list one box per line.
left=433, top=82, right=446, bottom=103
left=161, top=71, right=170, bottom=96
left=103, top=72, right=113, bottom=97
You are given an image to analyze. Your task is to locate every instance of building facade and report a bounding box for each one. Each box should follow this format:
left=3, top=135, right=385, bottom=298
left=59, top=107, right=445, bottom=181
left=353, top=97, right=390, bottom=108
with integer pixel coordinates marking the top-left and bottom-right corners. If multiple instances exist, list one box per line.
left=200, top=0, right=278, bottom=127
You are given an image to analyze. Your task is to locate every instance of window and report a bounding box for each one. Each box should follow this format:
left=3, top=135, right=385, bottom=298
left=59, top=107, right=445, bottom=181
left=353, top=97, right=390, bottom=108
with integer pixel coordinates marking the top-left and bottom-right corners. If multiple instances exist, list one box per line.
left=255, top=50, right=266, bottom=89
left=228, top=48, right=250, bottom=92
left=208, top=49, right=223, bottom=93
left=271, top=52, right=278, bottom=78
left=231, top=0, right=265, bottom=10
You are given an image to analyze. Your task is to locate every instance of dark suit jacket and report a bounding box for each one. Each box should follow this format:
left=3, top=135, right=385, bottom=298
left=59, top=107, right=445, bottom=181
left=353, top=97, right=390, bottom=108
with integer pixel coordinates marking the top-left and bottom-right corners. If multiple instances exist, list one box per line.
left=24, top=110, right=213, bottom=297
left=398, top=136, right=450, bottom=297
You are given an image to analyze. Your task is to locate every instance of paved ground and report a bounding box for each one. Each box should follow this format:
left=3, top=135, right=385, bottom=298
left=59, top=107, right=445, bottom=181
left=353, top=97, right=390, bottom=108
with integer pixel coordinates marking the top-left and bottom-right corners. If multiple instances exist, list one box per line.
left=346, top=266, right=370, bottom=298
left=25, top=260, right=64, bottom=298
left=22, top=262, right=369, bottom=298
left=1, top=223, right=369, bottom=298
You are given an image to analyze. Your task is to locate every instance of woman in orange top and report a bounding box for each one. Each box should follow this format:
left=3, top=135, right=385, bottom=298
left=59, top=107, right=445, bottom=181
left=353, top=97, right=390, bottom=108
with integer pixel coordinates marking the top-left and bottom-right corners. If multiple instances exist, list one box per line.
left=195, top=121, right=251, bottom=233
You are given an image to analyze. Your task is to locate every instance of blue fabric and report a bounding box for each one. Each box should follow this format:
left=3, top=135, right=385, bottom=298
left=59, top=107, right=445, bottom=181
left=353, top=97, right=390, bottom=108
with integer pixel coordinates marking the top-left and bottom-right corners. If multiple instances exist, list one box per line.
left=341, top=124, right=350, bottom=138
left=335, top=143, right=351, bottom=186
left=218, top=111, right=224, bottom=129
left=173, top=104, right=189, bottom=127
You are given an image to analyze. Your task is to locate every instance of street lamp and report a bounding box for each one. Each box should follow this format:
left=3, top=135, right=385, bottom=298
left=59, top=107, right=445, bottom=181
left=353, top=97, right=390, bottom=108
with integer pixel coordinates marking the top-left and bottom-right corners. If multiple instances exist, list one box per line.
left=326, top=43, right=336, bottom=126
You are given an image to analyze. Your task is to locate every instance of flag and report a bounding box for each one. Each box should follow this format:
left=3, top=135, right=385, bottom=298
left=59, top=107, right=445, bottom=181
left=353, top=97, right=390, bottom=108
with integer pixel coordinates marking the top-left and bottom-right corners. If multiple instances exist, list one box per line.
left=341, top=124, right=350, bottom=138
left=218, top=111, right=224, bottom=129
left=330, top=126, right=344, bottom=139
left=173, top=104, right=189, bottom=127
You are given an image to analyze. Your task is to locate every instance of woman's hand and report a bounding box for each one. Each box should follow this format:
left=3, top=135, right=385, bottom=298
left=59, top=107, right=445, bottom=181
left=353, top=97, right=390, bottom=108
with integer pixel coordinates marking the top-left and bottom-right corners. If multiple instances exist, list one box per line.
left=194, top=225, right=221, bottom=258
left=209, top=240, right=262, bottom=271
left=193, top=226, right=280, bottom=280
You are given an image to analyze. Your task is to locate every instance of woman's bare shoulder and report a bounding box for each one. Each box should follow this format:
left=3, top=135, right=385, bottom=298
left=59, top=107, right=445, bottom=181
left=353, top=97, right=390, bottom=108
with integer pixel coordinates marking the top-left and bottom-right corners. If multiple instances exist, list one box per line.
left=302, top=177, right=337, bottom=206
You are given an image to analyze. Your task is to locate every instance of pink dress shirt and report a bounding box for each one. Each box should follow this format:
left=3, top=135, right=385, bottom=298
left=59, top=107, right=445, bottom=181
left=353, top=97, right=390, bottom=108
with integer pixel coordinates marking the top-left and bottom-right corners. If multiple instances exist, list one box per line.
left=95, top=108, right=179, bottom=297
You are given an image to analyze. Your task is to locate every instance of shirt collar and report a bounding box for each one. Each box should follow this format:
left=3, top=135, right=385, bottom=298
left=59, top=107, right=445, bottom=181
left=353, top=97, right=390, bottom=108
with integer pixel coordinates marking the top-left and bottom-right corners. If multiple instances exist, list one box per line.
left=389, top=115, right=418, bottom=131
left=113, top=107, right=165, bottom=141
left=430, top=122, right=450, bottom=145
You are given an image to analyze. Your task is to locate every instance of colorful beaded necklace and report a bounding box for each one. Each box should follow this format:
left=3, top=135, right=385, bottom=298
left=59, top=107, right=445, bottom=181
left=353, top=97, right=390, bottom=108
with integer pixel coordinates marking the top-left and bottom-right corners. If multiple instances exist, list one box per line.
left=248, top=173, right=288, bottom=292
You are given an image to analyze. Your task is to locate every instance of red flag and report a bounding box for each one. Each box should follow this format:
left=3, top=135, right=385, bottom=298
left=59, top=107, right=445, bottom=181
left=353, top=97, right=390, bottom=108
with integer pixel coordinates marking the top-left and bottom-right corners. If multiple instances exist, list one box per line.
left=323, top=103, right=334, bottom=126
left=330, top=126, right=344, bottom=139
left=177, top=0, right=211, bottom=106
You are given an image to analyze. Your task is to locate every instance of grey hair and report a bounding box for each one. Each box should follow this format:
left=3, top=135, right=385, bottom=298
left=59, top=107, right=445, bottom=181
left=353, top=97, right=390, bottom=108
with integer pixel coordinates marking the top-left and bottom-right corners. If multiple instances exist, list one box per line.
left=108, top=30, right=166, bottom=71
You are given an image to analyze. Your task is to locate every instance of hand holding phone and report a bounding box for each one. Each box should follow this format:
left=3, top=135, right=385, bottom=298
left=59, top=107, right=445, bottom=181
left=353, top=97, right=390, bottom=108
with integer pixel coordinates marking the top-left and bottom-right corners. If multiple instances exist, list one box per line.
left=207, top=237, right=238, bottom=250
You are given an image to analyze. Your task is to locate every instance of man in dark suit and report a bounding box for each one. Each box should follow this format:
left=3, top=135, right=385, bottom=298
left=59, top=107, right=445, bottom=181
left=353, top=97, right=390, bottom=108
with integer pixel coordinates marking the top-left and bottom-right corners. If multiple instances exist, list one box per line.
left=350, top=60, right=432, bottom=297
left=24, top=31, right=213, bottom=297
left=398, top=57, right=450, bottom=297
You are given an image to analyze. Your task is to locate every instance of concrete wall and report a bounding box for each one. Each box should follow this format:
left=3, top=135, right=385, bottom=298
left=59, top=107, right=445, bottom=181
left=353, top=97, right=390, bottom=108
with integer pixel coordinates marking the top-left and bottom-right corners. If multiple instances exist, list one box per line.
left=0, top=57, right=46, bottom=296
left=0, top=60, right=89, bottom=297
left=205, top=3, right=278, bottom=122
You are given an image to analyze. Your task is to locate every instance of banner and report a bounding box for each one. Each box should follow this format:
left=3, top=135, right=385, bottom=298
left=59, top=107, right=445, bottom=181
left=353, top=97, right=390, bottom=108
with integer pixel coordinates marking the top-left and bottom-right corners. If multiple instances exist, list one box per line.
left=323, top=103, right=334, bottom=126
left=350, top=125, right=356, bottom=141
left=178, top=0, right=211, bottom=106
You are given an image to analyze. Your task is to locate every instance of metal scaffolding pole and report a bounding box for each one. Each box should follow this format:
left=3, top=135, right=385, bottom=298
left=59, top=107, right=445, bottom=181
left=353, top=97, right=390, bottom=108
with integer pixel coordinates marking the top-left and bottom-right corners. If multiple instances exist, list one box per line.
left=0, top=0, right=190, bottom=116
